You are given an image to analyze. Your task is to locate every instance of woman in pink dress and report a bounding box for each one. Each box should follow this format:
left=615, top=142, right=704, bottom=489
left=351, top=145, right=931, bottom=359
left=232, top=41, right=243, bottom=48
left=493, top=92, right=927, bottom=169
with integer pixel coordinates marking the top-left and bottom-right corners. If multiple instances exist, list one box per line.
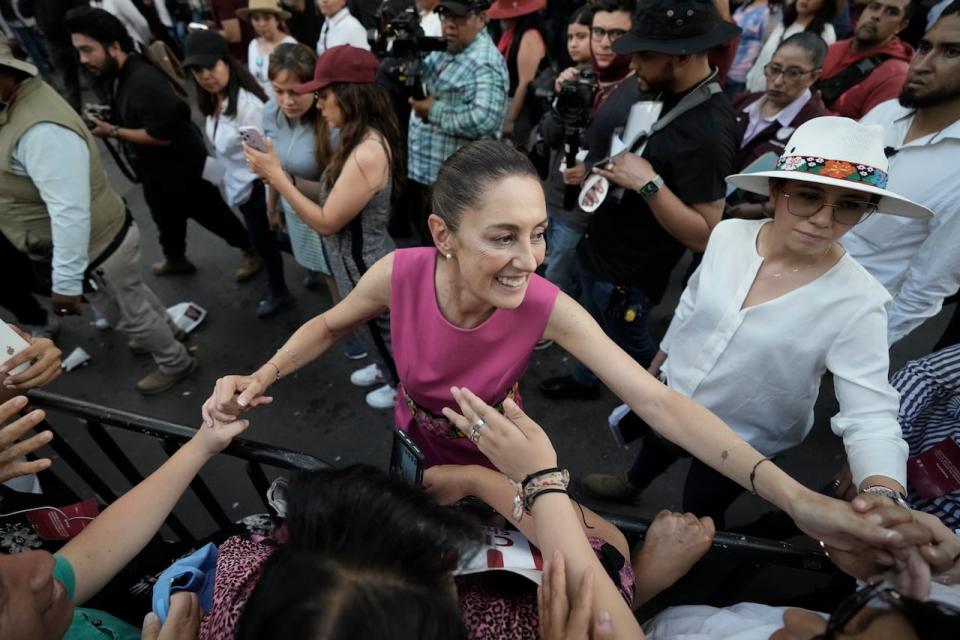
left=201, top=141, right=920, bottom=559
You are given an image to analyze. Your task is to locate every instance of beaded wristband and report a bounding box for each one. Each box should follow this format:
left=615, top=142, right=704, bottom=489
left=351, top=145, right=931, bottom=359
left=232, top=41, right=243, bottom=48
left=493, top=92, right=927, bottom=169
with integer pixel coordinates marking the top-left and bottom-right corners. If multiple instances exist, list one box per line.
left=521, top=467, right=563, bottom=489
left=512, top=469, right=570, bottom=522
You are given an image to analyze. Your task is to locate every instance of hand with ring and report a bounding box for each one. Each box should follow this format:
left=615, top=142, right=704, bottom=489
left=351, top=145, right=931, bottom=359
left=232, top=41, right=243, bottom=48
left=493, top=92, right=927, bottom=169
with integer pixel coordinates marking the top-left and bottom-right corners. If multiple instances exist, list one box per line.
left=441, top=386, right=557, bottom=481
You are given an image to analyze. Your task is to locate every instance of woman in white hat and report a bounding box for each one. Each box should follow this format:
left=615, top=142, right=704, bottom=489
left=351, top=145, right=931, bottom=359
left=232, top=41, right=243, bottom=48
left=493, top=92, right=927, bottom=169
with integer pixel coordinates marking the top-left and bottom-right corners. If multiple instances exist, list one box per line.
left=237, top=0, right=296, bottom=96
left=584, top=116, right=933, bottom=530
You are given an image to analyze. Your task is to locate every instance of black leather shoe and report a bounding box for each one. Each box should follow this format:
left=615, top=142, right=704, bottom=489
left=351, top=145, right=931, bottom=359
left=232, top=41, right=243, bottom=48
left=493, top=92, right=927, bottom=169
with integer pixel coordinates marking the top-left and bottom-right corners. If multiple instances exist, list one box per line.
left=538, top=375, right=601, bottom=400
left=256, top=292, right=294, bottom=318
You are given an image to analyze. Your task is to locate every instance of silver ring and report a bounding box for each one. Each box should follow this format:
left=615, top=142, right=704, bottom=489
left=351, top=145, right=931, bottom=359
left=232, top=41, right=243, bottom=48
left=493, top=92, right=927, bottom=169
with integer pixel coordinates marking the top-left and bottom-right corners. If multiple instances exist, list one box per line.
left=470, top=417, right=485, bottom=431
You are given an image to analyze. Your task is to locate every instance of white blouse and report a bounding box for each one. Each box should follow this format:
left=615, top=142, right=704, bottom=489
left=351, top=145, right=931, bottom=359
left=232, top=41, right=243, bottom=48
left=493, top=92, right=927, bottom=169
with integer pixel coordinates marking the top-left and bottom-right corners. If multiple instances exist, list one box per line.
left=247, top=35, right=297, bottom=99
left=659, top=219, right=906, bottom=487
left=204, top=88, right=265, bottom=207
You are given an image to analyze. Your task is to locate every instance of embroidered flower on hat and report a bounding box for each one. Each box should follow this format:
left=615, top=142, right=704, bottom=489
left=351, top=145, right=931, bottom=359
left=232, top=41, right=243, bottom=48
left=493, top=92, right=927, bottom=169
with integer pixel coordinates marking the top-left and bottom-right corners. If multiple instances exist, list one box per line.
left=820, top=160, right=857, bottom=180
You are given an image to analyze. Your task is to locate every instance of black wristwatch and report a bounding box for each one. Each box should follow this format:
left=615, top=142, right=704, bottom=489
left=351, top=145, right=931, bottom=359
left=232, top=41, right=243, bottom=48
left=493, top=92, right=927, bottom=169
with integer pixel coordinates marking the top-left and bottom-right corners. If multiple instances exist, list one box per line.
left=637, top=174, right=663, bottom=199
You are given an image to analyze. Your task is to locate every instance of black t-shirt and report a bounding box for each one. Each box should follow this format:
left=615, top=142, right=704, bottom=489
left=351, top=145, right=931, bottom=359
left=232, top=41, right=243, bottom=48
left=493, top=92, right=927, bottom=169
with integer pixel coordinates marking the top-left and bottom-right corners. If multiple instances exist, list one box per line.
left=113, top=54, right=208, bottom=181
left=577, top=79, right=738, bottom=303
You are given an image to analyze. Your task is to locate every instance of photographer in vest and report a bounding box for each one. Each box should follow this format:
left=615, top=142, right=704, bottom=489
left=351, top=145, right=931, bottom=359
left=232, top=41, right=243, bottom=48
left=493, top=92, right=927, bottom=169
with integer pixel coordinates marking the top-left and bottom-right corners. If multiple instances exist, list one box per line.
left=0, top=39, right=197, bottom=395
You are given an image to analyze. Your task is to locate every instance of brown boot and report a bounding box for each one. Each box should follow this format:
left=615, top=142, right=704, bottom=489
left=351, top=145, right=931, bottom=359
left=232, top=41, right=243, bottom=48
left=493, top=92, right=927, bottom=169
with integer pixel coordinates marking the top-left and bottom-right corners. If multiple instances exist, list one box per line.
left=235, top=251, right=262, bottom=282
left=129, top=328, right=188, bottom=355
left=152, top=257, right=197, bottom=276
left=135, top=356, right=198, bottom=395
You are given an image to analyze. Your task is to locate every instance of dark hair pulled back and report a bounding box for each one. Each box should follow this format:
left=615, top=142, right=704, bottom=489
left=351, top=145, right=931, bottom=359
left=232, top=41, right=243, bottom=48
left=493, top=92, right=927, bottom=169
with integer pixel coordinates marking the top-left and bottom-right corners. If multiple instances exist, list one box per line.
left=431, top=140, right=540, bottom=232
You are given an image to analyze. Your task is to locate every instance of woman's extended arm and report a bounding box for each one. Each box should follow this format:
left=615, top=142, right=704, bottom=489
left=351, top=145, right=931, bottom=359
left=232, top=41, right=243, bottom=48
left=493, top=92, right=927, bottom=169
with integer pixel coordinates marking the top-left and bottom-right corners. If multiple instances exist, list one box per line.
left=58, top=417, right=250, bottom=605
left=443, top=390, right=643, bottom=639
left=244, top=137, right=388, bottom=235
left=201, top=253, right=393, bottom=425
left=543, top=293, right=908, bottom=555
left=423, top=464, right=630, bottom=560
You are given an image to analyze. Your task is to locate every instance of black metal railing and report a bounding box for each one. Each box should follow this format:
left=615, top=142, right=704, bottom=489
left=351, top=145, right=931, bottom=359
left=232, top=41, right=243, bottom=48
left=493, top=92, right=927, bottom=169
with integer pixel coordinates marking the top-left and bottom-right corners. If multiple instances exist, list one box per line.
left=25, top=390, right=328, bottom=543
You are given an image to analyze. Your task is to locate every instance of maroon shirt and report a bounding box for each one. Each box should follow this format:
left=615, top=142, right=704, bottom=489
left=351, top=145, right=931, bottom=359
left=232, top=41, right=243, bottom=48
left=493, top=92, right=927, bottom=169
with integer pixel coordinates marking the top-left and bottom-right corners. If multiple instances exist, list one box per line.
left=209, top=0, right=255, bottom=61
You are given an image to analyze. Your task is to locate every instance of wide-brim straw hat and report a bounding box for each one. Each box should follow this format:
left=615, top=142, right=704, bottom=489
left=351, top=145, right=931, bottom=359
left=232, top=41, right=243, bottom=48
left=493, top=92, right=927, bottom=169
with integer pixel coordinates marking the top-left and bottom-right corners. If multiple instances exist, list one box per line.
left=237, top=0, right=291, bottom=21
left=726, top=116, right=932, bottom=219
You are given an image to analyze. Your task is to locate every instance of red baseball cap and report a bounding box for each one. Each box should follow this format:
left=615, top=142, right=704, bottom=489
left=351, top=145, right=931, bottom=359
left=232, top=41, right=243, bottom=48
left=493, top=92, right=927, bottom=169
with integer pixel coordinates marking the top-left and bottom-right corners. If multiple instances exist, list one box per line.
left=294, top=45, right=379, bottom=94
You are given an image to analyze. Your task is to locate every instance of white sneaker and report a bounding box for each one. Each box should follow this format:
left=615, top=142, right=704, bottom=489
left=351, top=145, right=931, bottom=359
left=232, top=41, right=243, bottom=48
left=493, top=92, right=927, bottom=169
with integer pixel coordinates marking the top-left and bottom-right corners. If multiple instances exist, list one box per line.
left=350, top=363, right=385, bottom=387
left=365, top=384, right=396, bottom=409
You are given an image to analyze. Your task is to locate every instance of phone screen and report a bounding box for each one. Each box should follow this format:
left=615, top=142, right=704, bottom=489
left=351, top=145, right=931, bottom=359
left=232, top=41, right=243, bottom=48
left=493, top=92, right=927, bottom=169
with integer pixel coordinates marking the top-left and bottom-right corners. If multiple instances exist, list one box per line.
left=390, top=430, right=424, bottom=487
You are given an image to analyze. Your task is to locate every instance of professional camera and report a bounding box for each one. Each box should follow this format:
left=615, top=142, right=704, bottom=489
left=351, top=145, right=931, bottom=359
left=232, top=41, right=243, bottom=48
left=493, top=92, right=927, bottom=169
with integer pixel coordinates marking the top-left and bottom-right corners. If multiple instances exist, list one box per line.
left=369, top=0, right=446, bottom=100
left=540, top=68, right=598, bottom=208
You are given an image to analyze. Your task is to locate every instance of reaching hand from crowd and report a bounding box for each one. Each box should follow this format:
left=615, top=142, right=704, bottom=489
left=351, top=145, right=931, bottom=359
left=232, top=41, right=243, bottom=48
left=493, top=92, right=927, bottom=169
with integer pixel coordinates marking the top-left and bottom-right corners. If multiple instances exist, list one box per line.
left=140, top=592, right=201, bottom=640
left=820, top=494, right=937, bottom=600
left=408, top=95, right=435, bottom=121
left=0, top=395, right=53, bottom=483
left=201, top=374, right=273, bottom=427
left=242, top=138, right=284, bottom=185
left=632, top=510, right=715, bottom=606
left=0, top=325, right=62, bottom=390
left=539, top=551, right=613, bottom=640
left=442, top=386, right=557, bottom=481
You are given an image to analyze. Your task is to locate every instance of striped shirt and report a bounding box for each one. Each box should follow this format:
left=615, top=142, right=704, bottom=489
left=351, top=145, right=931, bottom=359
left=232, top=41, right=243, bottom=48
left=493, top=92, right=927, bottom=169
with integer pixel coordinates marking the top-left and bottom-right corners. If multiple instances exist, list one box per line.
left=891, top=344, right=960, bottom=530
left=407, top=30, right=508, bottom=185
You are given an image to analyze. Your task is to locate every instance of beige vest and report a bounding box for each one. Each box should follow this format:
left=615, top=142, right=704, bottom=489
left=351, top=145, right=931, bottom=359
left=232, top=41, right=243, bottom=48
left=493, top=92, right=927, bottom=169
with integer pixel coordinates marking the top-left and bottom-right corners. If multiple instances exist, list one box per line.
left=0, top=77, right=125, bottom=262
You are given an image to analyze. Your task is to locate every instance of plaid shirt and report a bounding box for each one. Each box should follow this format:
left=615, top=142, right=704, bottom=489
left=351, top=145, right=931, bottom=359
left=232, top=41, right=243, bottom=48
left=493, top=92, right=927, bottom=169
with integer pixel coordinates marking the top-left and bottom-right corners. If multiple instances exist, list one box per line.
left=408, top=30, right=508, bottom=185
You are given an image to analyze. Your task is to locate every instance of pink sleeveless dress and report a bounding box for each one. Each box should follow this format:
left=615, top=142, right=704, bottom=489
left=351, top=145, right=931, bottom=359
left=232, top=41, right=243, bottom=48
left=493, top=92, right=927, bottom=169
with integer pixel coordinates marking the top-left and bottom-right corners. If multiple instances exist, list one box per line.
left=390, top=248, right=559, bottom=468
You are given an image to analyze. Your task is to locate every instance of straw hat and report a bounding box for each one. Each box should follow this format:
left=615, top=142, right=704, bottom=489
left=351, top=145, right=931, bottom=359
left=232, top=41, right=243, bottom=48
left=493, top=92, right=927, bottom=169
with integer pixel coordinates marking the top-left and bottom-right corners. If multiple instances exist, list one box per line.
left=726, top=116, right=932, bottom=219
left=236, top=0, right=291, bottom=21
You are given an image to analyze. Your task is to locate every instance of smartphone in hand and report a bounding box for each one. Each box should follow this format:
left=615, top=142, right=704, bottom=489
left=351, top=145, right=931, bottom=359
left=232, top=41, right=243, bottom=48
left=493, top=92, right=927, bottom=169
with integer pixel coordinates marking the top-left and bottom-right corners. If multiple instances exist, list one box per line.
left=239, top=125, right=268, bottom=153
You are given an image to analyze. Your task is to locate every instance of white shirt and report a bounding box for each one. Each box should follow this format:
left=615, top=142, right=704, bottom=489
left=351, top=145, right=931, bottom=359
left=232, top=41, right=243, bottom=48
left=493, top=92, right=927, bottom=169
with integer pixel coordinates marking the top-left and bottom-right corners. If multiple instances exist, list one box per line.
left=9, top=123, right=92, bottom=297
left=842, top=100, right=960, bottom=344
left=744, top=21, right=836, bottom=93
left=659, top=219, right=906, bottom=487
left=741, top=89, right=811, bottom=145
left=643, top=583, right=960, bottom=639
left=316, top=8, right=370, bottom=56
left=247, top=35, right=297, bottom=98
left=204, top=88, right=265, bottom=206
left=90, top=0, right=152, bottom=45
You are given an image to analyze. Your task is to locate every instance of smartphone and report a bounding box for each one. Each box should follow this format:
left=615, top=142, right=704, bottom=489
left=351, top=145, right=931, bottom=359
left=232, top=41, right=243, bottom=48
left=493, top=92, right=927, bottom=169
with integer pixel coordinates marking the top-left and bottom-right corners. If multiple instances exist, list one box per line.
left=238, top=125, right=268, bottom=153
left=390, top=429, right=424, bottom=487
left=0, top=323, right=31, bottom=376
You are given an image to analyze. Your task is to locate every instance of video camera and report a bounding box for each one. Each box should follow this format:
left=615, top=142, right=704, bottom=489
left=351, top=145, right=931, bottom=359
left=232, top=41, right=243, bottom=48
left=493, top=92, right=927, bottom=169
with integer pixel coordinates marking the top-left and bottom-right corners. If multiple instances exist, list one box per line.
left=537, top=68, right=598, bottom=208
left=368, top=0, right=447, bottom=100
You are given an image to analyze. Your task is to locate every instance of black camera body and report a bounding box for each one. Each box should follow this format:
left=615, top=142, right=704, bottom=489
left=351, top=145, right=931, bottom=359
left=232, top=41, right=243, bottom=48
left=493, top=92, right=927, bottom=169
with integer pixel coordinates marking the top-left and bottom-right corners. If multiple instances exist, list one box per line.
left=554, top=68, right=597, bottom=129
left=369, top=0, right=447, bottom=100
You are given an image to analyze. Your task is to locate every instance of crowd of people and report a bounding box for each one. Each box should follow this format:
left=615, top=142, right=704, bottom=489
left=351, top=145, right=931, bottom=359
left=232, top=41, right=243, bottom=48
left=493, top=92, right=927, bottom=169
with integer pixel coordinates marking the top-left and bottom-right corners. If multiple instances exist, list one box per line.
left=0, top=0, right=959, bottom=638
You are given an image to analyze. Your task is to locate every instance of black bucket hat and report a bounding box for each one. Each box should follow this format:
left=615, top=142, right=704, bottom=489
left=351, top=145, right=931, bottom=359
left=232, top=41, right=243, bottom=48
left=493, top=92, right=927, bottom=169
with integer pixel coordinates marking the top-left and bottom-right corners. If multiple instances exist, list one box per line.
left=613, top=0, right=741, bottom=56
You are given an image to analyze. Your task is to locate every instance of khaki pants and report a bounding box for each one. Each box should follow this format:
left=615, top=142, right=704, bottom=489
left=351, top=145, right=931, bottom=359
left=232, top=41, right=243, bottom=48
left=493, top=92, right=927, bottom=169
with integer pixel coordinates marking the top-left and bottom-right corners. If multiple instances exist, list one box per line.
left=86, top=223, right=191, bottom=374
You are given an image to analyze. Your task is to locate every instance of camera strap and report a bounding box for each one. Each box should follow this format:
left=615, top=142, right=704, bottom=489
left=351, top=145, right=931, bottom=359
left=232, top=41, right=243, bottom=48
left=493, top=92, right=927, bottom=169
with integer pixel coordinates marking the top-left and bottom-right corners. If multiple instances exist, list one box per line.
left=625, top=80, right=722, bottom=155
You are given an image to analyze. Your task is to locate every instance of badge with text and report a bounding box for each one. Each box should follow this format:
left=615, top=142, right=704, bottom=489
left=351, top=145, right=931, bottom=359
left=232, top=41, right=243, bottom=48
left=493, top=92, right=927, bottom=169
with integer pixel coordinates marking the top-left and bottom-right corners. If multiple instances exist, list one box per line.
left=907, top=437, right=960, bottom=500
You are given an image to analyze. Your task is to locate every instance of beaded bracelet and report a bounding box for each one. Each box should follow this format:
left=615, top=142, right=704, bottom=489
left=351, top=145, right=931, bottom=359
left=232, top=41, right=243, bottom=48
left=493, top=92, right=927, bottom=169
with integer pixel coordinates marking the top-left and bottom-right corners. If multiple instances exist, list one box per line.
left=512, top=468, right=570, bottom=522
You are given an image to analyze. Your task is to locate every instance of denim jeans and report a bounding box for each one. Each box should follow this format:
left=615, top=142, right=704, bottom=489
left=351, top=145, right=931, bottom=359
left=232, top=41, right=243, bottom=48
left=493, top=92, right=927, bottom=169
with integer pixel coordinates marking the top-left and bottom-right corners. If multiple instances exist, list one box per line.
left=571, top=265, right=658, bottom=387
left=545, top=214, right=583, bottom=299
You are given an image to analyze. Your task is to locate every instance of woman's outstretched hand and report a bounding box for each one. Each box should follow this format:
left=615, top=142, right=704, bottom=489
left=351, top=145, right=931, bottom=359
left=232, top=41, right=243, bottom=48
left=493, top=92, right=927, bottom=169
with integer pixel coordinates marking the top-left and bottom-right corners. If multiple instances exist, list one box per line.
left=442, top=386, right=556, bottom=481
left=200, top=373, right=273, bottom=427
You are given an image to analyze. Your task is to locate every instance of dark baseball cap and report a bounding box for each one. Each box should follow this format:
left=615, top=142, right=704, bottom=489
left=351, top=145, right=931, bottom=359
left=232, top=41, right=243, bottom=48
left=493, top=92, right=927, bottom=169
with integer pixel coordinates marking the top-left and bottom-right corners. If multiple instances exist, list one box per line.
left=436, top=0, right=491, bottom=16
left=182, top=29, right=231, bottom=68
left=294, top=45, right=379, bottom=94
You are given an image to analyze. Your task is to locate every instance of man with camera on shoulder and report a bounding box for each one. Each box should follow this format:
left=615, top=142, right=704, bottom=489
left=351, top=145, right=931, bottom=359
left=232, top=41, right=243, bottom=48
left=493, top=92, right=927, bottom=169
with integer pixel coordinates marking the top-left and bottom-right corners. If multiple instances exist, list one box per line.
left=539, top=0, right=637, bottom=298
left=405, top=0, right=508, bottom=243
left=539, top=0, right=741, bottom=406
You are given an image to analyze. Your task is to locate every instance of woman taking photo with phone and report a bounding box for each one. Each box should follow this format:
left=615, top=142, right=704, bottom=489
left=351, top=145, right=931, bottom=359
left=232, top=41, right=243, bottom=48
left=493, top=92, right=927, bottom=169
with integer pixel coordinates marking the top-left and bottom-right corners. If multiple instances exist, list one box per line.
left=243, top=45, right=403, bottom=409
left=183, top=29, right=293, bottom=318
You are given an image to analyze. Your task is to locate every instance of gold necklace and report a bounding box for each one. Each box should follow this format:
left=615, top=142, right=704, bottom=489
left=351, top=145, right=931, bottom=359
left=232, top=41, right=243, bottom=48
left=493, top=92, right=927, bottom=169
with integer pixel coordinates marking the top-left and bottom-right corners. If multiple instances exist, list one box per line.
left=757, top=228, right=831, bottom=280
